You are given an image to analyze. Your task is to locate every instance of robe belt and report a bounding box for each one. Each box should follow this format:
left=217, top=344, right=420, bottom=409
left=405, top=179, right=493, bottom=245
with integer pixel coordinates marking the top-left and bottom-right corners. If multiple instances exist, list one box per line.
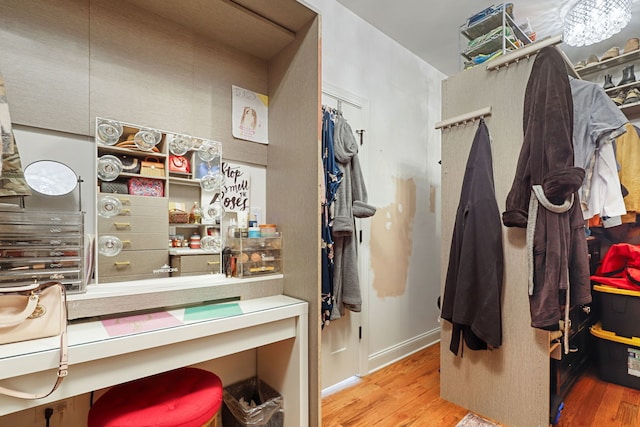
left=526, top=185, right=574, bottom=296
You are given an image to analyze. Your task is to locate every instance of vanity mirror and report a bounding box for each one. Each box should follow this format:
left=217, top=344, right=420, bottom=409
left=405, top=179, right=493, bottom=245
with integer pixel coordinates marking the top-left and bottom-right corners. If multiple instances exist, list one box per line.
left=24, top=160, right=79, bottom=197
left=95, top=118, right=225, bottom=284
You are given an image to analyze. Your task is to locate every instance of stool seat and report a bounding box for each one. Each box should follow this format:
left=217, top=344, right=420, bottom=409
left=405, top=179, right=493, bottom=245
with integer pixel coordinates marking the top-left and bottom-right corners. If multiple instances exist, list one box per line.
left=88, top=367, right=223, bottom=427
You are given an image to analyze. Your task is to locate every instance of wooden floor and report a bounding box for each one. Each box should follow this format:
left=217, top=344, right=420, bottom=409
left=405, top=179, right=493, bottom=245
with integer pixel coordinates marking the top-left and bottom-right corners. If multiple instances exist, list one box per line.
left=321, top=342, right=640, bottom=427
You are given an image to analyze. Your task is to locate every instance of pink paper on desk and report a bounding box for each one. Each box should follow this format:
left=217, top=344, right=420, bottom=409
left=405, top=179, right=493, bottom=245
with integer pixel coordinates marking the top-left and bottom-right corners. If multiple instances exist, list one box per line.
left=102, top=311, right=183, bottom=337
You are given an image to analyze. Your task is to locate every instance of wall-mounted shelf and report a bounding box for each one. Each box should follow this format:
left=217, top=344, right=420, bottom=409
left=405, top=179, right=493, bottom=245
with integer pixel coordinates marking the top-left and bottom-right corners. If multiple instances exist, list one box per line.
left=573, top=47, right=640, bottom=120
left=576, top=49, right=640, bottom=77
left=459, top=4, right=532, bottom=65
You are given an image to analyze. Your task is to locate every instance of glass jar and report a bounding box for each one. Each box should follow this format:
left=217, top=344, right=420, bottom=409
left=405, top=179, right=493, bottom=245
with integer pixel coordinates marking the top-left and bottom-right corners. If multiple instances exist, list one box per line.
left=189, top=201, right=203, bottom=224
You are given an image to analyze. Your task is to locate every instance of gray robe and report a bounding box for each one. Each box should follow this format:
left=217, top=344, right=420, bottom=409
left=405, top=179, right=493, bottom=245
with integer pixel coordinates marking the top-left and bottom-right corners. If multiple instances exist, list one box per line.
left=330, top=116, right=376, bottom=320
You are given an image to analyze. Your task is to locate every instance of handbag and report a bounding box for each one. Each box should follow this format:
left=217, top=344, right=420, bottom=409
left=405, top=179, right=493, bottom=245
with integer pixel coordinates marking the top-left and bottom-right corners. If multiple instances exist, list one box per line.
left=140, top=157, right=165, bottom=177
left=116, top=155, right=141, bottom=174
left=115, top=138, right=160, bottom=153
left=169, top=155, right=190, bottom=174
left=128, top=177, right=164, bottom=197
left=100, top=181, right=129, bottom=194
left=0, top=281, right=68, bottom=399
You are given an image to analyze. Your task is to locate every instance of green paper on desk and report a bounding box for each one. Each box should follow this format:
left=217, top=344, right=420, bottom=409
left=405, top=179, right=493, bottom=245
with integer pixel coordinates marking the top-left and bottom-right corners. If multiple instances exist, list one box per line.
left=184, top=302, right=243, bottom=321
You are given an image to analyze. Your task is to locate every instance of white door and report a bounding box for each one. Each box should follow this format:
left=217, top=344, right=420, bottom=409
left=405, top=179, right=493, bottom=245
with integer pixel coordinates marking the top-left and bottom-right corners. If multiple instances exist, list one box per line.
left=321, top=85, right=370, bottom=391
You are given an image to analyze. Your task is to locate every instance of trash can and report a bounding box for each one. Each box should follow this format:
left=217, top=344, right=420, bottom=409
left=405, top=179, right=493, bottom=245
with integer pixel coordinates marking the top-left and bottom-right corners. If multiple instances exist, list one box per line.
left=222, top=377, right=284, bottom=427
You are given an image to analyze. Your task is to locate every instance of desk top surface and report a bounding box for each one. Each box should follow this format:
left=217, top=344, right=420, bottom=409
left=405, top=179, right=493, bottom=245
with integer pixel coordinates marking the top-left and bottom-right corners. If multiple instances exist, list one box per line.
left=0, top=294, right=307, bottom=369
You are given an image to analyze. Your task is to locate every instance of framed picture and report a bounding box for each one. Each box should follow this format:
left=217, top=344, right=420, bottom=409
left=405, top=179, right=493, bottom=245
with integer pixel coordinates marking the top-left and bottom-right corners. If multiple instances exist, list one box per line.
left=232, top=85, right=268, bottom=144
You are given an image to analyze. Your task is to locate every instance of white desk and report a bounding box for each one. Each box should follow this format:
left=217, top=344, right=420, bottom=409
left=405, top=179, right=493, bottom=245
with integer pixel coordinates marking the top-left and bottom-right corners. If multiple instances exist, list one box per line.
left=0, top=295, right=308, bottom=427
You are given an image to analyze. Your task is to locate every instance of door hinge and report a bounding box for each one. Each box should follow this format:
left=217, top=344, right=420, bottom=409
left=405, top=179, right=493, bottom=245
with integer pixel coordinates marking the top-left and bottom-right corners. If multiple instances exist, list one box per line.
left=359, top=326, right=362, bottom=340
left=359, top=230, right=362, bottom=243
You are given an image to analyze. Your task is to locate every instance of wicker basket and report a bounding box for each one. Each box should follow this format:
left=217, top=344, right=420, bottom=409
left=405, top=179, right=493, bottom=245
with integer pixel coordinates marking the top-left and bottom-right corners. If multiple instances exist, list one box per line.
left=169, top=209, right=189, bottom=224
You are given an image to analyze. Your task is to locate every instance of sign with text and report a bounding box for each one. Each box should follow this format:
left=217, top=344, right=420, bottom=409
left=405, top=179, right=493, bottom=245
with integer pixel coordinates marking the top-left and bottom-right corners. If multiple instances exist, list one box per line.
left=212, top=162, right=250, bottom=212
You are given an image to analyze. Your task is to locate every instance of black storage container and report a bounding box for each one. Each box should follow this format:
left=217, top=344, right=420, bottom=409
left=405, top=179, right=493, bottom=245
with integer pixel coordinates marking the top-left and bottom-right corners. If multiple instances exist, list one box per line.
left=593, top=284, right=640, bottom=338
left=222, top=377, right=284, bottom=427
left=591, top=322, right=640, bottom=390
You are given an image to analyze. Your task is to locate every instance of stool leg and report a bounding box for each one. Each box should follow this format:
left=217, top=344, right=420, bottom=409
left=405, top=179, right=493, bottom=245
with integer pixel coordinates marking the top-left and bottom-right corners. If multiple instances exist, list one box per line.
left=201, top=410, right=221, bottom=427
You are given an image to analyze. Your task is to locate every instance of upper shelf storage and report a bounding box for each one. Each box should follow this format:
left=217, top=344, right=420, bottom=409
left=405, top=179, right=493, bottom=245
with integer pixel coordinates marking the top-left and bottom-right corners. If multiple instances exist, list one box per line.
left=572, top=47, right=640, bottom=119
left=575, top=49, right=640, bottom=77
left=459, top=3, right=532, bottom=62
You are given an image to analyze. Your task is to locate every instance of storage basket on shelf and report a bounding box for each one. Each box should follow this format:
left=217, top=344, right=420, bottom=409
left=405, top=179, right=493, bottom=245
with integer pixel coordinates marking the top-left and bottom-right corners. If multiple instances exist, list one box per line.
left=169, top=209, right=189, bottom=224
left=140, top=157, right=165, bottom=177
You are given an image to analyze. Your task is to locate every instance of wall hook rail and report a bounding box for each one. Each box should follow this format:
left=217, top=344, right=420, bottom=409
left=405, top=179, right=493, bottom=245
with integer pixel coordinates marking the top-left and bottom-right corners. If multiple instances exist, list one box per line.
left=484, top=34, right=578, bottom=78
left=435, top=106, right=492, bottom=130
left=486, top=34, right=562, bottom=71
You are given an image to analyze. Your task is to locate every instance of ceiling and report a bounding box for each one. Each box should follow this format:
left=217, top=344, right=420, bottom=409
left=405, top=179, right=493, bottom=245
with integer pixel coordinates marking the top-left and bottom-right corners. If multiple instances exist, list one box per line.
left=337, top=0, right=640, bottom=76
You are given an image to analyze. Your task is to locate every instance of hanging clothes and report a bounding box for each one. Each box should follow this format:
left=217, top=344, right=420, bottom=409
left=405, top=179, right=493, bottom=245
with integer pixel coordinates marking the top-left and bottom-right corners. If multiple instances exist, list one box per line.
left=321, top=106, right=343, bottom=328
left=330, top=114, right=376, bottom=320
left=502, top=47, right=591, bottom=331
left=569, top=76, right=628, bottom=223
left=441, top=119, right=504, bottom=356
left=615, top=124, right=640, bottom=223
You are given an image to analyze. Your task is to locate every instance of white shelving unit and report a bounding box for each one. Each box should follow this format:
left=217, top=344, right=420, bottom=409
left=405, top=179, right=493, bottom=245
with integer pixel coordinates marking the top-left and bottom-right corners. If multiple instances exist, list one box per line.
left=574, top=49, right=640, bottom=119
left=459, top=3, right=532, bottom=68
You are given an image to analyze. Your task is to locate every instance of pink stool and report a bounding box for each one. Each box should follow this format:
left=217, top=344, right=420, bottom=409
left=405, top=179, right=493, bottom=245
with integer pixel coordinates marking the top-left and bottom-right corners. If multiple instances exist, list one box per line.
left=88, top=367, right=223, bottom=427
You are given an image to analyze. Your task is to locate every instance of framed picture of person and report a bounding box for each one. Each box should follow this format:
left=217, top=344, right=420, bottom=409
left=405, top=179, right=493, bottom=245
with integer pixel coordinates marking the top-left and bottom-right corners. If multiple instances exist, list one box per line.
left=232, top=85, right=268, bottom=144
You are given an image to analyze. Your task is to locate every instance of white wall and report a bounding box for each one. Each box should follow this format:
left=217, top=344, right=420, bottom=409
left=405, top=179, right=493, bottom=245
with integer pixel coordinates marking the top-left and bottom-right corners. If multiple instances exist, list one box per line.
left=303, top=0, right=446, bottom=371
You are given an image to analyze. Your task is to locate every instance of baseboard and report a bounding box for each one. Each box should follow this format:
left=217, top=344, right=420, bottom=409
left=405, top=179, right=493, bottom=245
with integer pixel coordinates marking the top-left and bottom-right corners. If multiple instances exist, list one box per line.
left=367, top=328, right=441, bottom=374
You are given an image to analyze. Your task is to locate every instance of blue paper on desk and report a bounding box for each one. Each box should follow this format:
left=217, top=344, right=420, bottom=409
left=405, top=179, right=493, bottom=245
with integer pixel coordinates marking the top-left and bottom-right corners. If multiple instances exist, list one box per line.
left=184, top=302, right=243, bottom=321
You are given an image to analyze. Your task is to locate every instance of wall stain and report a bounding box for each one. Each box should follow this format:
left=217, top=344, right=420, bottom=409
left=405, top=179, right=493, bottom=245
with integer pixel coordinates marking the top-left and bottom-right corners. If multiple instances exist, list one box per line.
left=371, top=177, right=416, bottom=297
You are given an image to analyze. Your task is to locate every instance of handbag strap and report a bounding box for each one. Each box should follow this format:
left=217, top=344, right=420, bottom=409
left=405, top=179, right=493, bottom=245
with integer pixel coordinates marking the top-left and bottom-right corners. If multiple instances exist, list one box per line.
left=0, top=331, right=68, bottom=399
left=0, top=282, right=69, bottom=400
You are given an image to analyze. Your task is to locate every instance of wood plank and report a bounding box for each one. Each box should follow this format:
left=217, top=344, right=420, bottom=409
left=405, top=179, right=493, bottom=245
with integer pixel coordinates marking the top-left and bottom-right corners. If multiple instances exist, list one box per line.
left=322, top=343, right=476, bottom=427
left=324, top=343, right=640, bottom=427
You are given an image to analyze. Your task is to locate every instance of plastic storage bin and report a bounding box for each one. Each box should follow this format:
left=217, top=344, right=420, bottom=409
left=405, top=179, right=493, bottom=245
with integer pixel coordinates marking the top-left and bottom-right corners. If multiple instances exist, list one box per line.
left=593, top=284, right=640, bottom=338
left=222, top=377, right=283, bottom=427
left=227, top=235, right=282, bottom=278
left=0, top=208, right=85, bottom=293
left=591, top=322, right=640, bottom=390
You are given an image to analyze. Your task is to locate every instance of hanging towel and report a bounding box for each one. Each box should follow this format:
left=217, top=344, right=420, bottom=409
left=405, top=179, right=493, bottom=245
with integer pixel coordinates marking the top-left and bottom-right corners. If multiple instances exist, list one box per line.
left=441, top=119, right=504, bottom=356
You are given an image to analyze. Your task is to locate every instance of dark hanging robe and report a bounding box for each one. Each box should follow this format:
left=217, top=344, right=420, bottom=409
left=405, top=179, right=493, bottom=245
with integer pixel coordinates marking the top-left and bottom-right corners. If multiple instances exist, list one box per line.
left=502, top=47, right=591, bottom=332
left=441, top=119, right=504, bottom=356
